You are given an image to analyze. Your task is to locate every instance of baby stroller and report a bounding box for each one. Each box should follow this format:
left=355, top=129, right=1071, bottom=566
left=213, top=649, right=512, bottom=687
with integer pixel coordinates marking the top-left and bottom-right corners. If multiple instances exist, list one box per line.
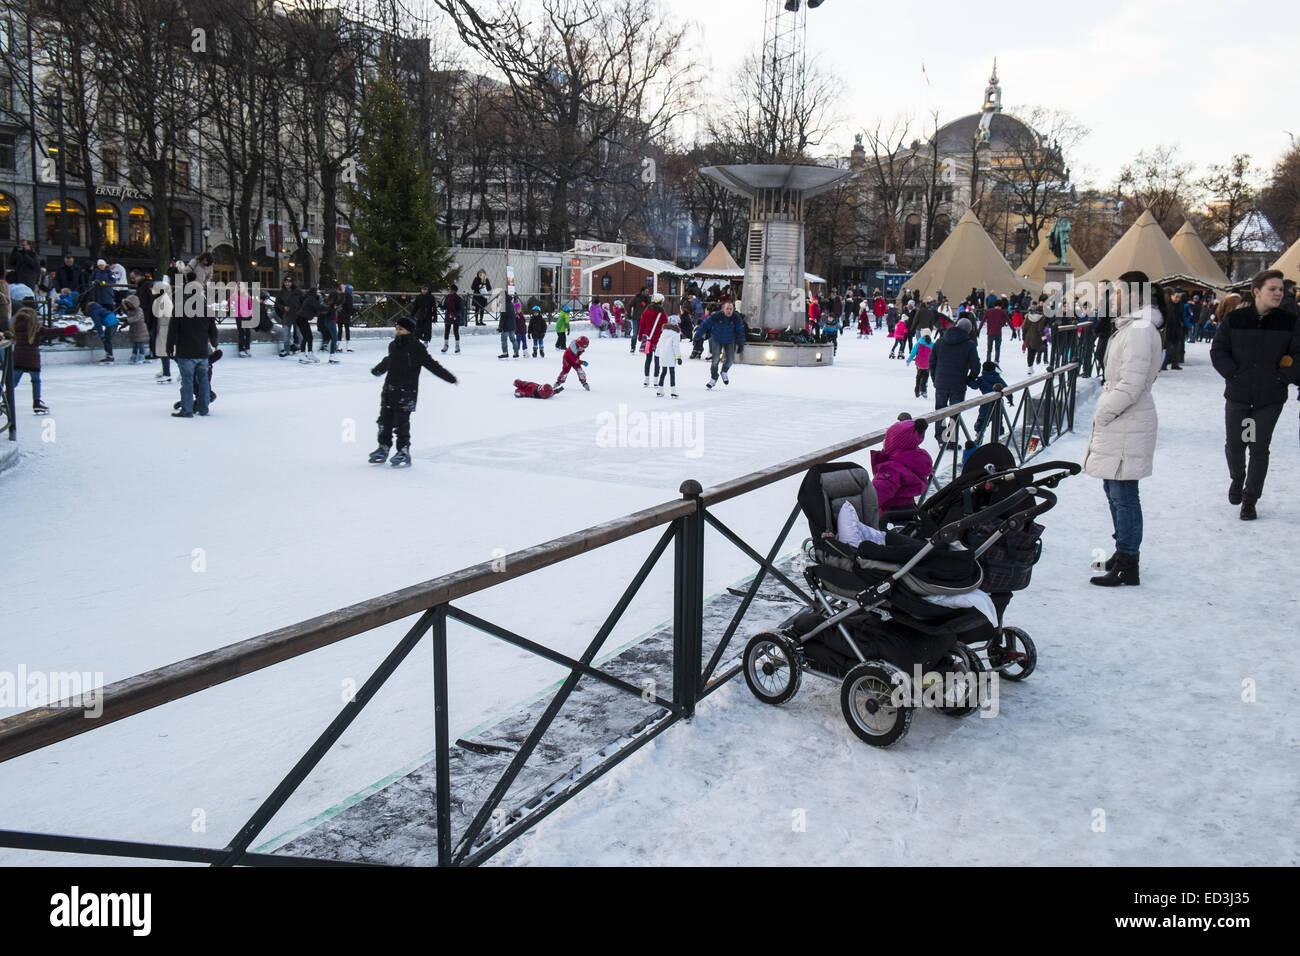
left=742, top=459, right=1062, bottom=747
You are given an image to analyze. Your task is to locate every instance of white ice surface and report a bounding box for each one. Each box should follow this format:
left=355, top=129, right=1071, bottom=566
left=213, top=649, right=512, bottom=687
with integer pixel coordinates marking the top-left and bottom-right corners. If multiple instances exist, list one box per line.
left=1, top=330, right=1295, bottom=866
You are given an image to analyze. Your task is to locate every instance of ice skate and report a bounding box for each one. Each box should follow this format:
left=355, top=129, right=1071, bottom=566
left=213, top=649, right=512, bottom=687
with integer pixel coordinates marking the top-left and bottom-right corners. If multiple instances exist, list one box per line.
left=33, top=400, right=50, bottom=414
left=328, top=356, right=340, bottom=364
left=455, top=344, right=461, bottom=354
left=390, top=447, right=411, bottom=467
left=706, top=378, right=716, bottom=389
left=499, top=353, right=508, bottom=359
left=98, top=355, right=115, bottom=364
left=643, top=376, right=650, bottom=387
left=670, top=389, right=679, bottom=398
left=368, top=445, right=391, bottom=464
left=441, top=344, right=449, bottom=353
left=656, top=386, right=664, bottom=397
left=156, top=375, right=172, bottom=384
left=721, top=373, right=729, bottom=385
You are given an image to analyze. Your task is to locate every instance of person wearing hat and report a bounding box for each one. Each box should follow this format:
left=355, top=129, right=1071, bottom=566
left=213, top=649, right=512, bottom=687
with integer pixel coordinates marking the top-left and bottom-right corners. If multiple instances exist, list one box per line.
left=638, top=292, right=669, bottom=386
left=275, top=275, right=303, bottom=357
left=441, top=283, right=462, bottom=354
left=554, top=303, right=571, bottom=351
left=497, top=296, right=518, bottom=358
left=89, top=258, right=116, bottom=310
left=411, top=284, right=436, bottom=344
left=629, top=284, right=652, bottom=353
left=928, top=315, right=981, bottom=449
left=368, top=316, right=457, bottom=466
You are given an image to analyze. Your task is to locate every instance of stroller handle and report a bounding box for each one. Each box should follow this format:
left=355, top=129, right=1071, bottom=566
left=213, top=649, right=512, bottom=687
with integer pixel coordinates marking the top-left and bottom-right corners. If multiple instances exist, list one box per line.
left=933, top=486, right=1035, bottom=545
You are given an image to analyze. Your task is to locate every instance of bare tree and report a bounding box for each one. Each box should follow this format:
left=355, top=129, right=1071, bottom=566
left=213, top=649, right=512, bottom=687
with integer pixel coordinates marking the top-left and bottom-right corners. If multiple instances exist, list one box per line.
left=707, top=52, right=843, bottom=164
left=432, top=0, right=696, bottom=249
left=1198, top=154, right=1261, bottom=276
left=859, top=117, right=920, bottom=264
left=1259, top=145, right=1300, bottom=246
left=1115, top=144, right=1200, bottom=234
left=984, top=105, right=1087, bottom=249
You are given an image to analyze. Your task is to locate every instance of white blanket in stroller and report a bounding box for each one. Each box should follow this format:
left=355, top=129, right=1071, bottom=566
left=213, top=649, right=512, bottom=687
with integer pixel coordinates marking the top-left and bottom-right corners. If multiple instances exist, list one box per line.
left=921, top=590, right=999, bottom=627
left=837, top=501, right=887, bottom=547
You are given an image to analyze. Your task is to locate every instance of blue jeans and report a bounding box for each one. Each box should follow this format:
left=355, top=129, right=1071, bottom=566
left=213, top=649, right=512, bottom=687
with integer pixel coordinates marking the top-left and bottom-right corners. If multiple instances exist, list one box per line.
left=986, top=334, right=1002, bottom=362
left=131, top=342, right=148, bottom=361
left=14, top=369, right=41, bottom=404
left=177, top=357, right=210, bottom=415
left=710, top=340, right=736, bottom=380
left=1102, top=479, right=1142, bottom=555
left=935, top=388, right=965, bottom=446
left=281, top=317, right=297, bottom=351
left=500, top=331, right=511, bottom=354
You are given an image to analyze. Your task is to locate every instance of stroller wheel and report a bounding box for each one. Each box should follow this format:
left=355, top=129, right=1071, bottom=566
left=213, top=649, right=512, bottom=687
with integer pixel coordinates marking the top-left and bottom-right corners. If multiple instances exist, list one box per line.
left=742, top=633, right=802, bottom=705
left=840, top=662, right=912, bottom=747
left=937, top=646, right=984, bottom=718
left=992, top=626, right=1037, bottom=681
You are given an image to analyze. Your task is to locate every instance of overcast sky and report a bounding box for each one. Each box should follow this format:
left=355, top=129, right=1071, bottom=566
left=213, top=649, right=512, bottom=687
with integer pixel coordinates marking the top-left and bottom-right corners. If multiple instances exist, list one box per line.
left=663, top=0, right=1298, bottom=189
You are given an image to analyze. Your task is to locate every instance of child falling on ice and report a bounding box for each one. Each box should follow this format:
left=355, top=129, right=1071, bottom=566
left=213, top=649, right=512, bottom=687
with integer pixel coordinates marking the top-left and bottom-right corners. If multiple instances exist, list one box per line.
left=555, top=335, right=591, bottom=391
left=655, top=315, right=683, bottom=397
left=368, top=317, right=457, bottom=467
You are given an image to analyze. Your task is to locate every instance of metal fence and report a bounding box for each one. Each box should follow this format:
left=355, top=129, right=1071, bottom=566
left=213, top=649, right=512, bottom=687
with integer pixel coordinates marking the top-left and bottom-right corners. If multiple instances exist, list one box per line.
left=0, top=335, right=15, bottom=443
left=0, top=360, right=1083, bottom=866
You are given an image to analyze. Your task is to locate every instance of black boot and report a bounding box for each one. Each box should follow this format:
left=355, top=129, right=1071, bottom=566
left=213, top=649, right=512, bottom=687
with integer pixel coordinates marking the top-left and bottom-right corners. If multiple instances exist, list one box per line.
left=368, top=445, right=391, bottom=464
left=1240, top=497, right=1257, bottom=520
left=1090, top=552, right=1139, bottom=587
left=1228, top=477, right=1243, bottom=505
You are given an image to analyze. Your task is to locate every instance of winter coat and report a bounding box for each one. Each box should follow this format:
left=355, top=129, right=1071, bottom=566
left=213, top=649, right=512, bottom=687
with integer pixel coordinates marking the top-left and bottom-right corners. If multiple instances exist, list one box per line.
left=870, top=421, right=934, bottom=512
left=274, top=285, right=302, bottom=321
left=873, top=296, right=887, bottom=317
left=555, top=310, right=570, bottom=336
left=89, top=267, right=117, bottom=308
left=498, top=300, right=516, bottom=334
left=152, top=282, right=173, bottom=350
left=528, top=311, right=547, bottom=338
left=929, top=326, right=981, bottom=394
left=1083, top=306, right=1163, bottom=481
left=443, top=293, right=461, bottom=324
left=8, top=247, right=41, bottom=288
left=588, top=302, right=606, bottom=326
left=640, top=307, right=669, bottom=349
left=982, top=307, right=1007, bottom=336
left=55, top=263, right=87, bottom=293
left=890, top=320, right=908, bottom=341
left=1209, top=303, right=1300, bottom=407
left=166, top=309, right=218, bottom=360
left=973, top=367, right=1009, bottom=394
left=911, top=307, right=940, bottom=335
left=655, top=326, right=682, bottom=363
left=559, top=343, right=588, bottom=384
left=695, top=309, right=745, bottom=345
left=471, top=274, right=491, bottom=298
left=12, top=307, right=41, bottom=371
left=412, top=291, right=437, bottom=326
left=1010, top=310, right=1025, bottom=329
left=1022, top=313, right=1047, bottom=349
left=371, top=334, right=457, bottom=396
left=907, top=337, right=933, bottom=370
left=514, top=309, right=527, bottom=336
left=122, top=295, right=148, bottom=343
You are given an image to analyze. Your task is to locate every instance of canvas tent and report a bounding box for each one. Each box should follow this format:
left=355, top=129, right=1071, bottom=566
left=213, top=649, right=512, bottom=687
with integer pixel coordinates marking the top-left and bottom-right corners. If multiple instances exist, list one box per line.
left=1169, top=222, right=1230, bottom=288
left=901, top=210, right=1041, bottom=303
left=1271, top=234, right=1300, bottom=283
left=1079, top=209, right=1215, bottom=287
left=1211, top=210, right=1286, bottom=255
left=1016, top=226, right=1090, bottom=284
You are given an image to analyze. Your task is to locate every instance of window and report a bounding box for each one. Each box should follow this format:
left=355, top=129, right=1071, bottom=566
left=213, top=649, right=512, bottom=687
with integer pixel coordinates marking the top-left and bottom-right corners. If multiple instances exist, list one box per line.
left=102, top=146, right=120, bottom=184
left=44, top=199, right=87, bottom=247
left=904, top=214, right=921, bottom=250
left=128, top=206, right=151, bottom=246
left=0, top=192, right=15, bottom=241
left=0, top=74, right=12, bottom=111
left=600, top=275, right=611, bottom=291
left=168, top=209, right=192, bottom=254
left=95, top=203, right=120, bottom=245
left=932, top=214, right=951, bottom=246
left=0, top=132, right=14, bottom=171
left=170, top=156, right=190, bottom=190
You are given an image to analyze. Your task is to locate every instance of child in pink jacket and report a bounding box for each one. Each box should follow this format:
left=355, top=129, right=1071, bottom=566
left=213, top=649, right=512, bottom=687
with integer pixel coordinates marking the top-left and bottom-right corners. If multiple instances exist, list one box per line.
left=906, top=332, right=933, bottom=398
left=889, top=317, right=909, bottom=359
left=871, top=416, right=934, bottom=512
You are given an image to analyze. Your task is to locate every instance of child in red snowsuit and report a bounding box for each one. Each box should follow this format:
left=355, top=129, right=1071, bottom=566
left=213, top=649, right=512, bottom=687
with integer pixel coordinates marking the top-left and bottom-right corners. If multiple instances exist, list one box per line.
left=556, top=335, right=590, bottom=390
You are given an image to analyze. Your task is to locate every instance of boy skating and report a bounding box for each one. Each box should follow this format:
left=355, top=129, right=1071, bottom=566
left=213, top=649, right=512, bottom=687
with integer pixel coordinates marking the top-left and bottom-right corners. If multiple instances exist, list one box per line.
left=555, top=335, right=591, bottom=391
left=369, top=317, right=457, bottom=466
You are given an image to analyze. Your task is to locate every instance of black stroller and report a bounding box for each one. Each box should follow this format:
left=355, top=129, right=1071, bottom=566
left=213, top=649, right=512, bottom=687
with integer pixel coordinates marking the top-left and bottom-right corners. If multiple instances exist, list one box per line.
left=742, top=456, right=1067, bottom=747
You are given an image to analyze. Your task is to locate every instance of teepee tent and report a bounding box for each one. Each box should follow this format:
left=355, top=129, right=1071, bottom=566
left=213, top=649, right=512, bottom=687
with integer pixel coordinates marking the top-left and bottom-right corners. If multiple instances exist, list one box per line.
left=1271, top=234, right=1300, bottom=283
left=902, top=210, right=1041, bottom=302
left=1079, top=209, right=1212, bottom=286
left=1016, top=226, right=1089, bottom=284
left=1171, top=222, right=1230, bottom=287
left=692, top=241, right=743, bottom=278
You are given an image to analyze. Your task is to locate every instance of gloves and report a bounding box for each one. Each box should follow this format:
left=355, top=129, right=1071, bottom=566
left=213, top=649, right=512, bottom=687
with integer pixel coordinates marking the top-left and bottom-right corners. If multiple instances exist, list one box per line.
left=371, top=366, right=383, bottom=376
left=993, top=383, right=1004, bottom=391
left=581, top=360, right=588, bottom=367
left=677, top=358, right=682, bottom=365
left=582, top=381, right=590, bottom=391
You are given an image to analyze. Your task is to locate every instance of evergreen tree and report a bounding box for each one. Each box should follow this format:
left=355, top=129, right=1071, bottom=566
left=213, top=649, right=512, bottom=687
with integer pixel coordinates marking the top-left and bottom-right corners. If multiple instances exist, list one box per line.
left=346, top=59, right=457, bottom=292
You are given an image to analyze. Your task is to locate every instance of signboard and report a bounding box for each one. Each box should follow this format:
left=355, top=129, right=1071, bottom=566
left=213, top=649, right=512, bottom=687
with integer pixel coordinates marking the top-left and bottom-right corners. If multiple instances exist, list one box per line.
left=571, top=239, right=626, bottom=258
left=568, top=257, right=582, bottom=298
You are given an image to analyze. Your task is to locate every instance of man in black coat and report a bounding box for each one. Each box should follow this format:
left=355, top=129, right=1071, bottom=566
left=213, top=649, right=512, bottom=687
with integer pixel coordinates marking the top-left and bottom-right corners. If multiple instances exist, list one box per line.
left=8, top=239, right=42, bottom=289
left=411, top=285, right=436, bottom=343
left=274, top=276, right=303, bottom=356
left=629, top=284, right=652, bottom=352
left=130, top=268, right=157, bottom=356
left=1210, top=269, right=1300, bottom=519
left=166, top=297, right=219, bottom=417
left=368, top=316, right=457, bottom=465
left=929, top=316, right=982, bottom=449
left=55, top=255, right=87, bottom=295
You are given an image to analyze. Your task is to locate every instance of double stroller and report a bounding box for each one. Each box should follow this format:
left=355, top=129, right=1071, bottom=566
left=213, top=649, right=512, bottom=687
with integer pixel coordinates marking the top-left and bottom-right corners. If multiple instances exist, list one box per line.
left=742, top=445, right=1078, bottom=747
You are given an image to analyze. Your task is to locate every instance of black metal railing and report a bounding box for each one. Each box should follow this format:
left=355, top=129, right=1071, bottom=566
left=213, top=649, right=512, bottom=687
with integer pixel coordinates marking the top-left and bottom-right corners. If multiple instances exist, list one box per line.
left=0, top=334, right=15, bottom=443
left=0, top=361, right=1082, bottom=866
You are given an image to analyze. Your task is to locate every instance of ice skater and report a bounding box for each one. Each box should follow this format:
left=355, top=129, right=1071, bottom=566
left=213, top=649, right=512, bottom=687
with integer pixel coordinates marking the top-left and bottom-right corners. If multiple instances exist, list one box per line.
left=655, top=315, right=683, bottom=397
left=639, top=293, right=669, bottom=386
left=555, top=335, right=591, bottom=391
left=529, top=306, right=548, bottom=357
left=368, top=317, right=458, bottom=467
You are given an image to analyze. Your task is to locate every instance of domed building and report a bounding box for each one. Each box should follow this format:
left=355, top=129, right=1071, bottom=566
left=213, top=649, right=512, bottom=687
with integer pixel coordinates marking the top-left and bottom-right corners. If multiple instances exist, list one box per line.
left=837, top=62, right=1076, bottom=289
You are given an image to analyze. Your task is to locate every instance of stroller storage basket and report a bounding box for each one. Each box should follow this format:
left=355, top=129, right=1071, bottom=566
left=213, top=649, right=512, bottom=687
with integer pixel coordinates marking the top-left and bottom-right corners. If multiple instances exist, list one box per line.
left=967, top=519, right=1044, bottom=592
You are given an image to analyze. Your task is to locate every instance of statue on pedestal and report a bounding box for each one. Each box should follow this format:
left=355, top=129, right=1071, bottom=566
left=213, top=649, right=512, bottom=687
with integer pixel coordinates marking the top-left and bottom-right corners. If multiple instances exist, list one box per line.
left=1048, top=217, right=1072, bottom=266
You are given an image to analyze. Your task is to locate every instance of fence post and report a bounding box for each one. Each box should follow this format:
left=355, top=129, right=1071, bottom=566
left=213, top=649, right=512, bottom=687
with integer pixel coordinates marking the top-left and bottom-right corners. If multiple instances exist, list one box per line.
left=674, top=480, right=704, bottom=718
left=1041, top=373, right=1054, bottom=448
left=2, top=342, right=15, bottom=443
left=431, top=604, right=452, bottom=867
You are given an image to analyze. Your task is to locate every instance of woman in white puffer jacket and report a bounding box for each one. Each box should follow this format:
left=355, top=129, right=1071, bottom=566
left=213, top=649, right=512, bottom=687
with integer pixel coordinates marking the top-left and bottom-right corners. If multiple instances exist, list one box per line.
left=1084, top=270, right=1166, bottom=587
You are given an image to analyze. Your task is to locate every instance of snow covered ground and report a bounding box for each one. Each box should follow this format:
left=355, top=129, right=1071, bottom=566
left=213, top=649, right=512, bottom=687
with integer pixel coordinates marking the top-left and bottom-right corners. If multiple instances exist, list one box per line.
left=1, top=329, right=1296, bottom=866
